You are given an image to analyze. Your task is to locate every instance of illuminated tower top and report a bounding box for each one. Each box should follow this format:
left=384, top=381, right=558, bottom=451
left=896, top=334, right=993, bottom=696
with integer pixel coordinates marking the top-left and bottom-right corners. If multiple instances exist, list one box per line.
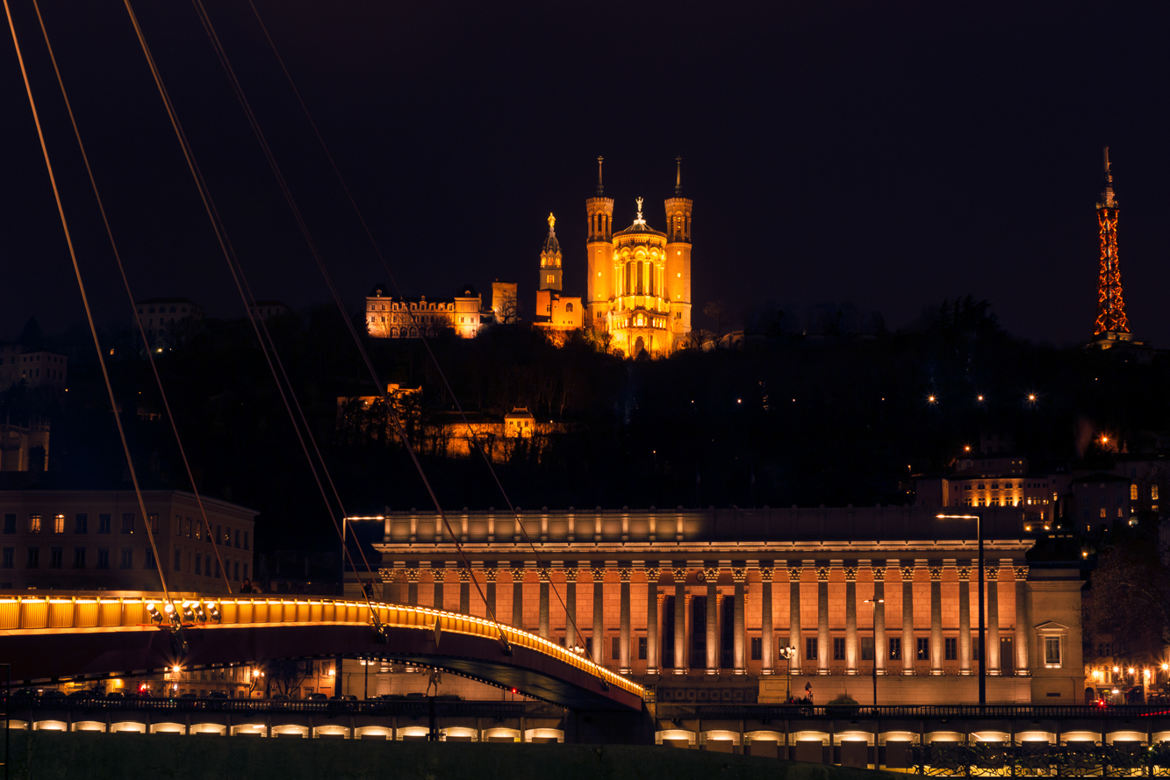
left=1092, top=146, right=1130, bottom=340
left=539, top=212, right=563, bottom=292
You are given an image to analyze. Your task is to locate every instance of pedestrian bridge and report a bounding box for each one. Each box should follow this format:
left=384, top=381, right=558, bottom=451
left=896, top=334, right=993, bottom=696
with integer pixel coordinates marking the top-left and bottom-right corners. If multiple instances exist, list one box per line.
left=0, top=594, right=645, bottom=711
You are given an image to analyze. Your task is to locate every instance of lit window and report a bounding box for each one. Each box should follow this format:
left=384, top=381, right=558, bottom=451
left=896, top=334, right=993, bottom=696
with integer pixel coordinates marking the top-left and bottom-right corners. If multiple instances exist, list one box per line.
left=1131, top=484, right=1139, bottom=501
left=1153, top=485, right=1161, bottom=501
left=27, top=514, right=41, bottom=534
left=1099, top=507, right=1107, bottom=519
left=53, top=514, right=64, bottom=534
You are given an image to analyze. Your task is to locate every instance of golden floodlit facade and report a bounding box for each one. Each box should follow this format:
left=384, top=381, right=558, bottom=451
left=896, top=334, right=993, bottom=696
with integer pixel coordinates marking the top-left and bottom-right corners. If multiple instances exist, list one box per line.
left=586, top=157, right=693, bottom=358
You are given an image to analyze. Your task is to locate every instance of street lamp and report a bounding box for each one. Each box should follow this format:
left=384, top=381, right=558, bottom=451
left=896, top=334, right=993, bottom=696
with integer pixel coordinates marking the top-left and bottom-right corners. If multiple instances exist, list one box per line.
left=864, top=598, right=884, bottom=710
left=937, top=513, right=985, bottom=708
left=778, top=645, right=796, bottom=701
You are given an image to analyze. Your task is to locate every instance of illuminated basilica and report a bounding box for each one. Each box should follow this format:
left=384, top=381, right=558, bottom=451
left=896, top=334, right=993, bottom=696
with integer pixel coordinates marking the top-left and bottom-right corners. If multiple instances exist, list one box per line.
left=585, top=157, right=693, bottom=358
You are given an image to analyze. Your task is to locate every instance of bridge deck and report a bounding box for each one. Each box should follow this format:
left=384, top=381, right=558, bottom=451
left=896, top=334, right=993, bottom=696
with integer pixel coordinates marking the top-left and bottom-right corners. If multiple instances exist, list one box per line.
left=0, top=594, right=645, bottom=711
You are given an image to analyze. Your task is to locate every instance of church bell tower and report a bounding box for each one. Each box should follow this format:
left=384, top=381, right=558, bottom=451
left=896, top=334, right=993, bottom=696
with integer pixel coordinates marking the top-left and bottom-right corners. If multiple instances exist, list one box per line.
left=663, top=156, right=693, bottom=347
left=585, top=156, right=615, bottom=333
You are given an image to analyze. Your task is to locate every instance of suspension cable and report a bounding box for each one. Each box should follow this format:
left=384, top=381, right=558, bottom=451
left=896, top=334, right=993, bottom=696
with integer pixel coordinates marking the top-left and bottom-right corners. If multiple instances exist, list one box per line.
left=3, top=0, right=172, bottom=603
left=244, top=1, right=589, bottom=650
left=119, top=0, right=386, bottom=621
left=185, top=0, right=511, bottom=643
left=28, top=0, right=232, bottom=594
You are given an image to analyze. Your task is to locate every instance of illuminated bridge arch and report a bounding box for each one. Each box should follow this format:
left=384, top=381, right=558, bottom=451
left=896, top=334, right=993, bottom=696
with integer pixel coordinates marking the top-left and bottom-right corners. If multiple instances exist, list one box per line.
left=0, top=596, right=644, bottom=711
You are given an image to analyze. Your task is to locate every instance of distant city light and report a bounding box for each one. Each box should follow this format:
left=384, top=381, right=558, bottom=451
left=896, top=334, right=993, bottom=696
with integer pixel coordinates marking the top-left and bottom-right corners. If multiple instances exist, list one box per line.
left=962, top=444, right=972, bottom=453
left=927, top=395, right=937, bottom=404
left=976, top=394, right=985, bottom=402
left=1027, top=393, right=1037, bottom=402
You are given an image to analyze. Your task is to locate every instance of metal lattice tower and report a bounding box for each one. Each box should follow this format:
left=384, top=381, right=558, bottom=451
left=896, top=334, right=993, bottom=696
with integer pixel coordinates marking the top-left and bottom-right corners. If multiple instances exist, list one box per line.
left=1093, top=146, right=1130, bottom=336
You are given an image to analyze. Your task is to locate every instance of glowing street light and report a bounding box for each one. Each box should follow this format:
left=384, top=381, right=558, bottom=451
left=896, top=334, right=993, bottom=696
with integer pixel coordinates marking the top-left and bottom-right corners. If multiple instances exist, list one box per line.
left=864, top=598, right=884, bottom=708
left=938, top=513, right=985, bottom=708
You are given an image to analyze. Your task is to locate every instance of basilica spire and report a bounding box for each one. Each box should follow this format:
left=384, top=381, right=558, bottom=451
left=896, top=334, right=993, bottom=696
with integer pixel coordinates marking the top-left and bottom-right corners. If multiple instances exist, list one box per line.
left=674, top=155, right=682, bottom=195
left=596, top=155, right=606, bottom=195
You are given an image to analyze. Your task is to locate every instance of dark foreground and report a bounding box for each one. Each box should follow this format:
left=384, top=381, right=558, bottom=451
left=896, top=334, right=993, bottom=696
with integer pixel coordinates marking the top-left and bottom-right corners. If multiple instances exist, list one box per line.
left=2, top=731, right=898, bottom=780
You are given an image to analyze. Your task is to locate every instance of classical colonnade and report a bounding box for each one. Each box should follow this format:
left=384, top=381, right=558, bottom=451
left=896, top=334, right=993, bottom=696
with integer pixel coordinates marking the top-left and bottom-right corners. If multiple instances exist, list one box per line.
left=380, top=558, right=1032, bottom=680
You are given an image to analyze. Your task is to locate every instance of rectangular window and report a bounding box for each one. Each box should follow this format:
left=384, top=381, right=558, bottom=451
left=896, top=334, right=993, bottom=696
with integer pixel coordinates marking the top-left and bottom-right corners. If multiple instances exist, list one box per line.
left=234, top=561, right=239, bottom=581
left=916, top=637, right=930, bottom=661
left=235, top=530, right=240, bottom=549
left=750, top=636, right=762, bottom=661
left=120, top=548, right=133, bottom=569
left=243, top=563, right=248, bottom=580
left=945, top=637, right=958, bottom=660
left=1045, top=637, right=1062, bottom=667
left=121, top=513, right=135, bottom=534
left=638, top=637, right=647, bottom=660
left=805, top=637, right=818, bottom=661
left=1154, top=485, right=1161, bottom=501
left=244, top=531, right=249, bottom=551
left=74, top=513, right=87, bottom=534
left=174, top=549, right=181, bottom=571
left=1, top=548, right=12, bottom=568
left=2, top=514, right=14, bottom=534
left=97, top=548, right=109, bottom=569
left=149, top=513, right=159, bottom=533
left=860, top=636, right=874, bottom=661
left=73, top=547, right=86, bottom=569
left=1131, top=484, right=1140, bottom=501
left=53, top=514, right=65, bottom=534
left=833, top=637, right=846, bottom=661
left=49, top=546, right=62, bottom=568
left=144, top=547, right=155, bottom=569
left=195, top=553, right=202, bottom=576
left=26, top=547, right=38, bottom=568
left=98, top=514, right=111, bottom=534
left=611, top=636, right=620, bottom=660
left=27, top=514, right=41, bottom=534
left=888, top=637, right=902, bottom=660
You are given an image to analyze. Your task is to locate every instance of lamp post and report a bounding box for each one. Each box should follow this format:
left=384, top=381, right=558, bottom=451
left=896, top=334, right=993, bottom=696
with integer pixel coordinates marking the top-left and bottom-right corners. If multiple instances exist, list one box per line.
left=779, top=645, right=796, bottom=701
left=937, top=513, right=984, bottom=708
left=864, top=598, right=884, bottom=710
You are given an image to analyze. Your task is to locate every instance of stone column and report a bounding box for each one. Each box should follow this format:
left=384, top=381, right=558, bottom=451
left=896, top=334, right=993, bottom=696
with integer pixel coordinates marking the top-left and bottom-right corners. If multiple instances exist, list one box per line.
left=619, top=567, right=632, bottom=673
left=704, top=565, right=719, bottom=674
left=901, top=563, right=915, bottom=675
left=566, top=564, right=578, bottom=647
left=459, top=566, right=471, bottom=615
left=538, top=566, right=550, bottom=640
left=405, top=567, right=420, bottom=606
left=958, top=562, right=972, bottom=675
left=592, top=566, right=606, bottom=665
left=511, top=566, right=524, bottom=629
left=872, top=565, right=886, bottom=675
left=788, top=564, right=802, bottom=671
left=733, top=566, right=746, bottom=674
left=929, top=563, right=943, bottom=675
left=646, top=566, right=660, bottom=674
left=816, top=564, right=830, bottom=675
left=486, top=566, right=497, bottom=621
left=1014, top=565, right=1030, bottom=675
left=673, top=565, right=687, bottom=672
left=760, top=564, right=774, bottom=675
left=433, top=567, right=446, bottom=611
left=987, top=565, right=1000, bottom=675
left=845, top=563, right=858, bottom=675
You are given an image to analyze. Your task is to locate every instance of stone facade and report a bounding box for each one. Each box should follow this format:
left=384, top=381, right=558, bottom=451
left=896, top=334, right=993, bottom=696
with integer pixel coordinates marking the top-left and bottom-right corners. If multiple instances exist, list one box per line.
left=359, top=506, right=1082, bottom=705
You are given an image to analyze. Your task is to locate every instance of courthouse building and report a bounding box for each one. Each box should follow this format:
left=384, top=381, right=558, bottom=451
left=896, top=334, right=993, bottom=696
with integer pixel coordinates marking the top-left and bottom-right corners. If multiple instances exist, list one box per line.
left=356, top=506, right=1083, bottom=705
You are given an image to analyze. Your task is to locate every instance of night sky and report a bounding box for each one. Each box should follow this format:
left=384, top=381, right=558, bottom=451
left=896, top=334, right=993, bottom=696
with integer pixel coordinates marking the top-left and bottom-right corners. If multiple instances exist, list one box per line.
left=1, top=1, right=1167, bottom=347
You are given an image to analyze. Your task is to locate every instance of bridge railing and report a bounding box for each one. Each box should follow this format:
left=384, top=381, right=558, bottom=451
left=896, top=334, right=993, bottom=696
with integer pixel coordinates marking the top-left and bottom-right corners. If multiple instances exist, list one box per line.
left=0, top=594, right=646, bottom=702
left=685, top=703, right=1170, bottom=720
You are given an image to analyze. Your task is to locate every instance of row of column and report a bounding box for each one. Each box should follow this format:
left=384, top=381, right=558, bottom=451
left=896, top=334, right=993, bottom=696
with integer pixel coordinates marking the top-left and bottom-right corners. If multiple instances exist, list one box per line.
left=383, top=561, right=1030, bottom=677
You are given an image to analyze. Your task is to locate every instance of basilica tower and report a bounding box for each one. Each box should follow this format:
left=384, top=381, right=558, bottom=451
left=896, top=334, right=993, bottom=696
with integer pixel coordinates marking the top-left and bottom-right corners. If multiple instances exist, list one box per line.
left=663, top=156, right=693, bottom=347
left=539, top=212, right=562, bottom=292
left=585, top=156, right=615, bottom=333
